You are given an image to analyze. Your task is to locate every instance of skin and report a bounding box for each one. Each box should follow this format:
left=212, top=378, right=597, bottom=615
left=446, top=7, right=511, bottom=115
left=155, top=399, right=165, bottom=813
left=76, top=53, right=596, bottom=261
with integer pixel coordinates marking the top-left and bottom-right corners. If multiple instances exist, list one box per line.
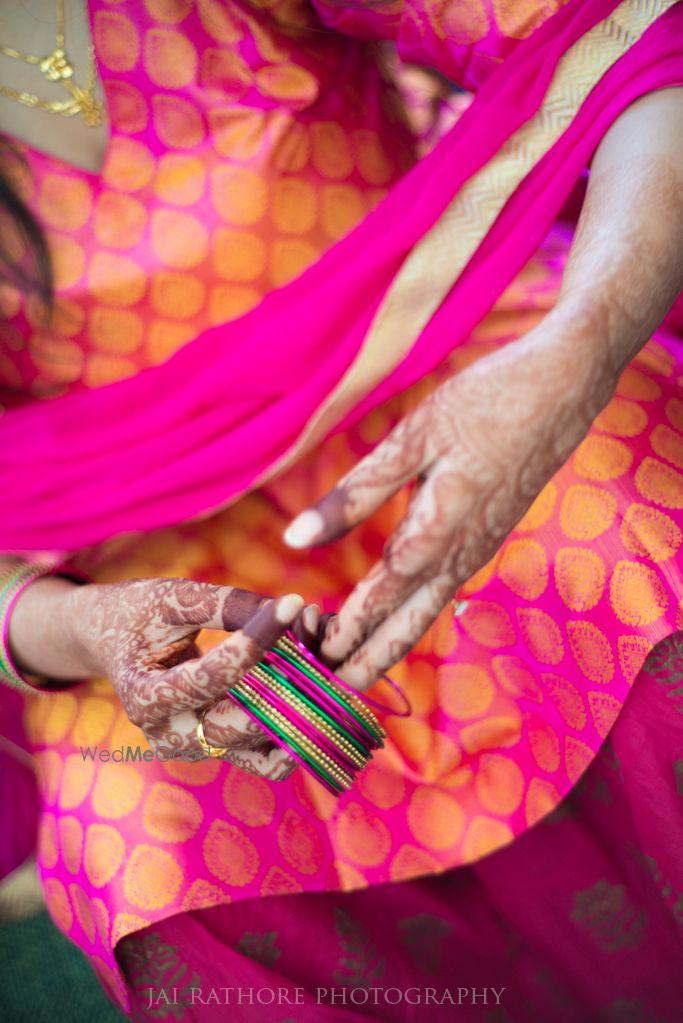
left=0, top=1, right=108, bottom=174
left=65, top=582, right=311, bottom=778
left=2, top=9, right=682, bottom=764
left=0, top=4, right=331, bottom=780
left=284, top=88, right=683, bottom=690
left=2, top=563, right=323, bottom=779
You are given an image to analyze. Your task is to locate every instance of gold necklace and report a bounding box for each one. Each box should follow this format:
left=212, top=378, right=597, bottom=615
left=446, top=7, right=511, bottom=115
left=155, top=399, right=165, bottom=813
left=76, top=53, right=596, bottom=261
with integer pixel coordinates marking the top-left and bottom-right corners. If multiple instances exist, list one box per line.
left=0, top=0, right=104, bottom=126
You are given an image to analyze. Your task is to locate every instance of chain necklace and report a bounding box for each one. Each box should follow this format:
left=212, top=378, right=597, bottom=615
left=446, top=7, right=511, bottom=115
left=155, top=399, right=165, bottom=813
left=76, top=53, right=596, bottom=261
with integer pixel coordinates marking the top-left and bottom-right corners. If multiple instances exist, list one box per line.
left=0, top=0, right=104, bottom=126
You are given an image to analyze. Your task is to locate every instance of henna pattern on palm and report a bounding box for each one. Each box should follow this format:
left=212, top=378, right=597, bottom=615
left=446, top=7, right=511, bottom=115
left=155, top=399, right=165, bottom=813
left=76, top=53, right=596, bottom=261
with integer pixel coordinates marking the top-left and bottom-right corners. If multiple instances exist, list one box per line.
left=67, top=579, right=308, bottom=779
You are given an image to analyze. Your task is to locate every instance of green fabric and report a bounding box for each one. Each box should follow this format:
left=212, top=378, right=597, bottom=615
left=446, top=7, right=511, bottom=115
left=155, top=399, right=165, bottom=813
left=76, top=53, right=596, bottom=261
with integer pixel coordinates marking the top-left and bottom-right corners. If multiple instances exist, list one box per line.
left=0, top=910, right=126, bottom=1022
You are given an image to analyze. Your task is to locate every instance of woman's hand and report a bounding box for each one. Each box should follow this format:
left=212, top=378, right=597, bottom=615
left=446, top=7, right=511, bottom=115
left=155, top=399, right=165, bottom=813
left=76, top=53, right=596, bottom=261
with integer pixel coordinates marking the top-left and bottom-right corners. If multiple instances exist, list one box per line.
left=65, top=578, right=318, bottom=779
left=283, top=88, right=683, bottom=690
left=284, top=311, right=616, bottom=689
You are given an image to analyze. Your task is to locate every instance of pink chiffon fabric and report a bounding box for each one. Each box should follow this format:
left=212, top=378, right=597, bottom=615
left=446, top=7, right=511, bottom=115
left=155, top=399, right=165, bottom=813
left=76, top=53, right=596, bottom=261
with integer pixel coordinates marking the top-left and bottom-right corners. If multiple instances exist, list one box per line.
left=0, top=0, right=682, bottom=553
left=1, top=0, right=683, bottom=1017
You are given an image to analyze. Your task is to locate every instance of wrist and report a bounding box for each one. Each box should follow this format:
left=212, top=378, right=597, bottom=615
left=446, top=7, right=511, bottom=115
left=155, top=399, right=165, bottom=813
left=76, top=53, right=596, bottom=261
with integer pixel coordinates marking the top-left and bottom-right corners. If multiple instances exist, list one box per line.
left=62, top=583, right=106, bottom=679
left=529, top=297, right=623, bottom=399
left=5, top=569, right=98, bottom=688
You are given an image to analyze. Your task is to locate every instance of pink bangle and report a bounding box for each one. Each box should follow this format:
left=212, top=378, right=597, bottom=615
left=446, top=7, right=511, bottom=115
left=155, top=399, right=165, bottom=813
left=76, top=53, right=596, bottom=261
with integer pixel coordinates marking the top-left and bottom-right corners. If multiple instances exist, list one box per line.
left=0, top=561, right=91, bottom=695
left=224, top=629, right=412, bottom=796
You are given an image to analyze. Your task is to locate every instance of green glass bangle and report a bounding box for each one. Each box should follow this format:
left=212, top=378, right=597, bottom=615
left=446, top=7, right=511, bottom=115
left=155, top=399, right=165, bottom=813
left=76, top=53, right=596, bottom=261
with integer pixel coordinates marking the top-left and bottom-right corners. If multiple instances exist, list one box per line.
left=229, top=687, right=347, bottom=793
left=257, top=660, right=369, bottom=757
left=274, top=647, right=383, bottom=744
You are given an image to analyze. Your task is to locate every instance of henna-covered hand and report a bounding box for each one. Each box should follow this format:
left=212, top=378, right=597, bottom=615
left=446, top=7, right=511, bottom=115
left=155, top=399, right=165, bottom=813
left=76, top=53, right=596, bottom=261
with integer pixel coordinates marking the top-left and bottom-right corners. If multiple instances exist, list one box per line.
left=284, top=88, right=683, bottom=690
left=283, top=318, right=617, bottom=688
left=67, top=579, right=319, bottom=780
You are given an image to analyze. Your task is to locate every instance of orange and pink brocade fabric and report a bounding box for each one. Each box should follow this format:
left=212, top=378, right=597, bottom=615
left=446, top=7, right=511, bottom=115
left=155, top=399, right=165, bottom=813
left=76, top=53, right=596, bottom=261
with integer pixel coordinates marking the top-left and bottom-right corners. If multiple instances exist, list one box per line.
left=2, top=0, right=683, bottom=1012
left=0, top=0, right=415, bottom=402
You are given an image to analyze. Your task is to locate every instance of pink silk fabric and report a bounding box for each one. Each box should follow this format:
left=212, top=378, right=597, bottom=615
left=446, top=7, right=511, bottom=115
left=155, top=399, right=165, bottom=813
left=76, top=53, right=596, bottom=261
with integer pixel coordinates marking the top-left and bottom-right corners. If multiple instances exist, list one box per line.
left=1, top=1, right=683, bottom=1016
left=116, top=636, right=683, bottom=1021
left=0, top=687, right=39, bottom=881
left=0, top=0, right=681, bottom=553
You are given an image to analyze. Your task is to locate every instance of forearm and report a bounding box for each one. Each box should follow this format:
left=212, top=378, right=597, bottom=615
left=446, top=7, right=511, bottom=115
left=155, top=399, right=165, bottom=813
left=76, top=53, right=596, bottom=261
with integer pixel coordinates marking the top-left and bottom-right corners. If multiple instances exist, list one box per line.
left=0, top=556, right=94, bottom=683
left=556, top=87, right=683, bottom=376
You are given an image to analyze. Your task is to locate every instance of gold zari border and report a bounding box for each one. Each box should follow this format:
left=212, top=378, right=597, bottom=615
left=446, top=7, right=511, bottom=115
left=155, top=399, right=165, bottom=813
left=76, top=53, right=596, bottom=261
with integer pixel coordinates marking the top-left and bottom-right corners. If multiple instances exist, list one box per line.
left=257, top=0, right=674, bottom=486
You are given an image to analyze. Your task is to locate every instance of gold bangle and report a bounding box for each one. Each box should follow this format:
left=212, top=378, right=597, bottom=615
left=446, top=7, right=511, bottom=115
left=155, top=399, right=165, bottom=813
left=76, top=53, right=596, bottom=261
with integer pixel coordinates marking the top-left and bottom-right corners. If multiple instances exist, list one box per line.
left=231, top=677, right=355, bottom=789
left=249, top=665, right=369, bottom=770
left=277, top=634, right=387, bottom=740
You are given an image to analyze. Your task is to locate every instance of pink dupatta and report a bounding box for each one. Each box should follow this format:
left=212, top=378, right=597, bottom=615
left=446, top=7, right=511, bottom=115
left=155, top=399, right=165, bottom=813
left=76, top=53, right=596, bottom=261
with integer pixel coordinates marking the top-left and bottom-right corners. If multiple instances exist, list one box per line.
left=1, top=0, right=682, bottom=554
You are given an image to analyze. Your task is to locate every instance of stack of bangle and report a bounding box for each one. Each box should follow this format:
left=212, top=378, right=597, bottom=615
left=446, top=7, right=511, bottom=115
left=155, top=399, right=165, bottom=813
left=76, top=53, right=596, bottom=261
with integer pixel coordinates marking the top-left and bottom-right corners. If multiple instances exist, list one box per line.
left=226, top=630, right=410, bottom=796
left=3, top=561, right=411, bottom=796
left=0, top=560, right=89, bottom=695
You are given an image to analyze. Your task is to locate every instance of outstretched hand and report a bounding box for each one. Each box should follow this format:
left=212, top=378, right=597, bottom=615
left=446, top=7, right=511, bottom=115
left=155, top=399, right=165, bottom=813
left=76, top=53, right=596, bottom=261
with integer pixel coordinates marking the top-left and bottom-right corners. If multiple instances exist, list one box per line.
left=284, top=88, right=683, bottom=690
left=284, top=315, right=616, bottom=689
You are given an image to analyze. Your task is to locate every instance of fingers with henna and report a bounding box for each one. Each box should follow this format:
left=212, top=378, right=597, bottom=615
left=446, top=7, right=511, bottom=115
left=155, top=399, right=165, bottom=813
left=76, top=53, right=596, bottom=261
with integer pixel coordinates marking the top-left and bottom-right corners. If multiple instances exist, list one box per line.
left=334, top=572, right=456, bottom=689
left=147, top=701, right=264, bottom=757
left=313, top=611, right=337, bottom=664
left=319, top=562, right=407, bottom=665
left=157, top=579, right=271, bottom=632
left=201, top=695, right=298, bottom=780
left=283, top=418, right=428, bottom=549
left=203, top=604, right=316, bottom=749
left=148, top=704, right=297, bottom=780
left=320, top=515, right=446, bottom=665
left=291, top=603, right=321, bottom=649
left=152, top=593, right=305, bottom=713
left=147, top=590, right=305, bottom=767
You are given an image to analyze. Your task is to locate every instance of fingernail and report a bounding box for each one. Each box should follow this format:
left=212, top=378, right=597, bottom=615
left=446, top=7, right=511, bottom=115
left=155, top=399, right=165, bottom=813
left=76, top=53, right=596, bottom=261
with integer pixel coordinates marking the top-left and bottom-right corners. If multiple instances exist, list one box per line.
left=283, top=510, right=323, bottom=549
left=303, top=604, right=320, bottom=632
left=243, top=594, right=303, bottom=647
left=221, top=587, right=267, bottom=631
left=276, top=593, right=305, bottom=623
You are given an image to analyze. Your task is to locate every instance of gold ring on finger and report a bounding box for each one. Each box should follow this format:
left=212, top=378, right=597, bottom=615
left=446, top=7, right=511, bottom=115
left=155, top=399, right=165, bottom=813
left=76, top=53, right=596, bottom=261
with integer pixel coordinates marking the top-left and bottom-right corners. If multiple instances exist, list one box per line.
left=196, top=705, right=232, bottom=759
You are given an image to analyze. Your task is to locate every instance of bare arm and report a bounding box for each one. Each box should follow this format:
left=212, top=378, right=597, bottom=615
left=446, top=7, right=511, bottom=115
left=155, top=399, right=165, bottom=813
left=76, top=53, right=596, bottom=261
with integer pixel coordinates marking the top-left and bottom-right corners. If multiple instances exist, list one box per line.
left=0, top=556, right=92, bottom=680
left=557, top=86, right=683, bottom=376
left=284, top=87, right=683, bottom=687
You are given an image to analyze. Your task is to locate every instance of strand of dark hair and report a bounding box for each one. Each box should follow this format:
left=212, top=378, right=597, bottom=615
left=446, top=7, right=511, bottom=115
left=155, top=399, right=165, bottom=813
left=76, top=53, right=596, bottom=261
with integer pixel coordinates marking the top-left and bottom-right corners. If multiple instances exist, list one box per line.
left=0, top=137, right=53, bottom=312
